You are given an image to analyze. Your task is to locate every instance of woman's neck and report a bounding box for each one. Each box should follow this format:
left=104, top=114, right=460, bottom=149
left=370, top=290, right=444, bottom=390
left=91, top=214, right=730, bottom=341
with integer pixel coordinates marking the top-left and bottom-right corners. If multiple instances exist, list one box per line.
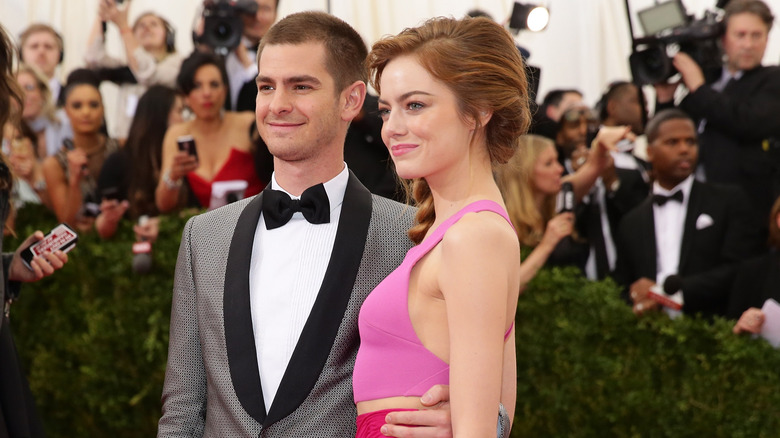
left=429, top=162, right=502, bottom=221
left=147, top=46, right=168, bottom=62
left=72, top=132, right=104, bottom=153
left=195, top=112, right=225, bottom=133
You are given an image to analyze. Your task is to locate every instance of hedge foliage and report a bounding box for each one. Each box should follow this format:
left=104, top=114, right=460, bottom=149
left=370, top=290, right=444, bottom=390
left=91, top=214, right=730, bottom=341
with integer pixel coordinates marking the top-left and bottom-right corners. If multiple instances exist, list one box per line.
left=5, top=205, right=780, bottom=437
left=513, top=267, right=780, bottom=437
left=6, top=205, right=193, bottom=437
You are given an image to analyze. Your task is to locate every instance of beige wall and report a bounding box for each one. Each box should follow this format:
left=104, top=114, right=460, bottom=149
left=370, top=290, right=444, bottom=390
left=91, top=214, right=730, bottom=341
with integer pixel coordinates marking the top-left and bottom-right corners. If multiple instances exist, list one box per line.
left=3, top=0, right=779, bottom=126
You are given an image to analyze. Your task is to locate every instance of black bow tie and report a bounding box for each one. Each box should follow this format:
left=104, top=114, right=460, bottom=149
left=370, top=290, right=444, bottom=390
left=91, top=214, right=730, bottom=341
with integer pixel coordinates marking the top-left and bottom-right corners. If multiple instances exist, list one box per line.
left=653, top=190, right=684, bottom=206
left=262, top=184, right=330, bottom=230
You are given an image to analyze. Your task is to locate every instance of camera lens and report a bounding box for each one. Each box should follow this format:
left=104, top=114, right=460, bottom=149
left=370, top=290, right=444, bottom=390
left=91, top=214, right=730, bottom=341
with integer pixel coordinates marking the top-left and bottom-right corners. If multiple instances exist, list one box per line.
left=629, top=45, right=673, bottom=85
left=214, top=22, right=231, bottom=42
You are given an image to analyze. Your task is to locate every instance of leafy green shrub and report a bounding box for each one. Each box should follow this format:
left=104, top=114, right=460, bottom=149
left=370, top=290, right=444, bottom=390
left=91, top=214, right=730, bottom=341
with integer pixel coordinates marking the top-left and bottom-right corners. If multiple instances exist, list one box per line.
left=513, top=267, right=780, bottom=437
left=6, top=206, right=780, bottom=436
left=6, top=205, right=194, bottom=437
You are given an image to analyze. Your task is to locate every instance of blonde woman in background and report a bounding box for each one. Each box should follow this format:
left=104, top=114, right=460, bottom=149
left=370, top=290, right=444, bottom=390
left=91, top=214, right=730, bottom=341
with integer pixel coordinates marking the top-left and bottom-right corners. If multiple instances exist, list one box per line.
left=495, top=131, right=628, bottom=289
left=15, top=63, right=71, bottom=157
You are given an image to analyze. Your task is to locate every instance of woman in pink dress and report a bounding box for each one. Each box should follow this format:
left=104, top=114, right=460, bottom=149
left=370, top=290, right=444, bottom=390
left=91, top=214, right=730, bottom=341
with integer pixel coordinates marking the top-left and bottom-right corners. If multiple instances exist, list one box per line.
left=353, top=17, right=528, bottom=437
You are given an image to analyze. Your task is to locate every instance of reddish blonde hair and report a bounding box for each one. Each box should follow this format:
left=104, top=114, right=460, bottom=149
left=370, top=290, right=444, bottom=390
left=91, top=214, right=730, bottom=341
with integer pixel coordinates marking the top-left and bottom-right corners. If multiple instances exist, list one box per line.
left=368, top=16, right=531, bottom=243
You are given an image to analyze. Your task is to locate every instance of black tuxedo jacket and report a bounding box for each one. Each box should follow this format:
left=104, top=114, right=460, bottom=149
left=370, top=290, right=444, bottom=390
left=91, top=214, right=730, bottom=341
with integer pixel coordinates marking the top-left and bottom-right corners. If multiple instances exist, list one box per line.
left=612, top=180, right=761, bottom=317
left=578, top=164, right=650, bottom=279
left=726, top=251, right=780, bottom=320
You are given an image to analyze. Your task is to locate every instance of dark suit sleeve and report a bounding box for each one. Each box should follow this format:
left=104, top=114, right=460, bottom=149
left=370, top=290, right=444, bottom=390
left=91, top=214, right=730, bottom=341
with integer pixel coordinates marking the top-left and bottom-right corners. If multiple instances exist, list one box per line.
left=725, top=255, right=769, bottom=319
left=158, top=218, right=207, bottom=437
left=678, top=187, right=762, bottom=317
left=680, top=67, right=780, bottom=141
left=2, top=253, right=18, bottom=303
left=606, top=168, right=649, bottom=231
left=611, top=210, right=641, bottom=304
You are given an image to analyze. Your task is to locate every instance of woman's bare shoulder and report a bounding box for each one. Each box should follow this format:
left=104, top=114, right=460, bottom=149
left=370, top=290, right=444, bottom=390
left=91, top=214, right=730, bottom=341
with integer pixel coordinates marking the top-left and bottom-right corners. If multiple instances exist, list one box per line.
left=227, top=111, right=256, bottom=128
left=166, top=120, right=191, bottom=138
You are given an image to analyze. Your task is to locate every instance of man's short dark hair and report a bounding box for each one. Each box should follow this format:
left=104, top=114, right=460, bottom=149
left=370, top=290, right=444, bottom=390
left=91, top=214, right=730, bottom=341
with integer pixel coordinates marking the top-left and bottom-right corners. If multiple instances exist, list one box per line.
left=541, top=89, right=582, bottom=108
left=598, top=81, right=634, bottom=121
left=466, top=9, right=493, bottom=20
left=257, top=11, right=368, bottom=93
left=724, top=0, right=774, bottom=30
left=646, top=108, right=695, bottom=144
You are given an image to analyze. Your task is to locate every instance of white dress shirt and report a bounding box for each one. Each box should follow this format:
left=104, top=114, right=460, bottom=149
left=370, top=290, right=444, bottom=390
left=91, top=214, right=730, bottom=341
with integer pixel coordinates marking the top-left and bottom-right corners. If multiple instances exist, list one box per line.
left=249, top=164, right=348, bottom=413
left=653, top=175, right=694, bottom=317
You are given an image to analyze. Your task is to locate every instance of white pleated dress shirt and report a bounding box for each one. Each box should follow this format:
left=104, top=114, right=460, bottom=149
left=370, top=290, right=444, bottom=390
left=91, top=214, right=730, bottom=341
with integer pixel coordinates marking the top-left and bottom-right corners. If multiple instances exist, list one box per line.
left=653, top=175, right=693, bottom=317
left=249, top=164, right=348, bottom=412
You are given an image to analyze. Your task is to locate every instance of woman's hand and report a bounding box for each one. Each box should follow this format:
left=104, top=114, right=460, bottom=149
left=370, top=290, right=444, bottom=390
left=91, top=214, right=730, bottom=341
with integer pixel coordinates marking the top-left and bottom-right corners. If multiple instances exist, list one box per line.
left=99, top=199, right=130, bottom=224
left=169, top=150, right=199, bottom=181
left=733, top=307, right=765, bottom=335
left=100, top=0, right=130, bottom=29
left=540, top=212, right=574, bottom=251
left=66, top=148, right=89, bottom=186
left=8, top=231, right=69, bottom=282
left=589, top=125, right=631, bottom=174
left=133, top=216, right=160, bottom=244
left=8, top=152, right=35, bottom=181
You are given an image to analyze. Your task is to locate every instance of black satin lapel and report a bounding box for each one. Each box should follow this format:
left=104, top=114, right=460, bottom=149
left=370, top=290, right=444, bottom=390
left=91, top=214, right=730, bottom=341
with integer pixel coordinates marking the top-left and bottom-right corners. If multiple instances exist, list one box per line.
left=224, top=194, right=267, bottom=424
left=679, top=182, right=702, bottom=273
left=264, top=171, right=372, bottom=426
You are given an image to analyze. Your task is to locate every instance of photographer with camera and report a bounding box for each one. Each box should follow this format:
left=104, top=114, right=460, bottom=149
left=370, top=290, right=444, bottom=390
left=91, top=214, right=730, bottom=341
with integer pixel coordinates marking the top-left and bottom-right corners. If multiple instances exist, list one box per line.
left=194, top=0, right=278, bottom=111
left=84, top=0, right=184, bottom=140
left=655, top=0, right=780, bottom=240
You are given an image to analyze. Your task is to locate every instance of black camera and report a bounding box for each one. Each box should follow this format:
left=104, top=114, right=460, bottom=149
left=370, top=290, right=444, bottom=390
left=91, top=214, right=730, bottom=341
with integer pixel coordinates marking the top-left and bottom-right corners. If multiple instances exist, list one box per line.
left=629, top=0, right=724, bottom=85
left=199, top=0, right=258, bottom=55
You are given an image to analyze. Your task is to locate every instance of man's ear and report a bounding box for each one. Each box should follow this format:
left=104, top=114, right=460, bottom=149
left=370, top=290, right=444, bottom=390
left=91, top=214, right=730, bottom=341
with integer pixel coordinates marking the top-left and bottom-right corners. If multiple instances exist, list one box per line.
left=341, top=81, right=367, bottom=122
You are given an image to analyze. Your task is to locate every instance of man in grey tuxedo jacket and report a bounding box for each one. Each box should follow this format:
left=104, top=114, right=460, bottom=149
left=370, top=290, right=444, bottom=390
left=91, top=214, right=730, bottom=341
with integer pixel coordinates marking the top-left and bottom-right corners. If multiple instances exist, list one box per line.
left=158, top=12, right=457, bottom=438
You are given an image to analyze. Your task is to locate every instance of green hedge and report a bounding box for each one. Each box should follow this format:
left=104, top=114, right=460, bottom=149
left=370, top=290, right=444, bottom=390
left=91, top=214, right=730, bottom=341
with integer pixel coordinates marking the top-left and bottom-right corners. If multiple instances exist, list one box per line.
left=513, top=268, right=780, bottom=437
left=6, top=205, right=192, bottom=437
left=6, top=205, right=780, bottom=437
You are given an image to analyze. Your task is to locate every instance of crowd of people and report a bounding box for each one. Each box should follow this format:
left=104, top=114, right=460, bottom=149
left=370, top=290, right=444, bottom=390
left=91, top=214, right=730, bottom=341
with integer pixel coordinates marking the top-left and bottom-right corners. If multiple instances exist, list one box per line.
left=1, top=0, right=779, bottom=436
left=518, top=0, right=780, bottom=331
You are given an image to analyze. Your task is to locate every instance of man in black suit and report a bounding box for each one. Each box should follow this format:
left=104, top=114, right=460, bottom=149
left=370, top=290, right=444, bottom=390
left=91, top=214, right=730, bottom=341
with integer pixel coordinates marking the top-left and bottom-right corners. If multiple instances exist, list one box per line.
left=655, top=0, right=780, bottom=238
left=613, top=109, right=761, bottom=318
left=577, top=82, right=651, bottom=280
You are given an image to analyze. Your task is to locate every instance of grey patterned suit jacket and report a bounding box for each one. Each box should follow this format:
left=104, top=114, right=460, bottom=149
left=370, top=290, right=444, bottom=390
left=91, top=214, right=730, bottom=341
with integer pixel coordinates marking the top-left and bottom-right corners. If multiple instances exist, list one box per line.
left=158, top=172, right=415, bottom=437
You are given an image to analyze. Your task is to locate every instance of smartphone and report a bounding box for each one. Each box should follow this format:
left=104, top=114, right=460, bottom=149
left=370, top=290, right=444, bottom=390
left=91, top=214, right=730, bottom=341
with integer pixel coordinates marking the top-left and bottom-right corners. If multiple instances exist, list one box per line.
left=20, top=223, right=78, bottom=271
left=177, top=135, right=198, bottom=160
left=101, top=186, right=120, bottom=201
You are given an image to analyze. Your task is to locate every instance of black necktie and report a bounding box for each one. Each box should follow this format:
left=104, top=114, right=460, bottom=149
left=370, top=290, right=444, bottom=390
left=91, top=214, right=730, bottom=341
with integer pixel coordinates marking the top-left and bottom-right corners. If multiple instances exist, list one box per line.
left=652, top=190, right=683, bottom=206
left=262, top=184, right=330, bottom=230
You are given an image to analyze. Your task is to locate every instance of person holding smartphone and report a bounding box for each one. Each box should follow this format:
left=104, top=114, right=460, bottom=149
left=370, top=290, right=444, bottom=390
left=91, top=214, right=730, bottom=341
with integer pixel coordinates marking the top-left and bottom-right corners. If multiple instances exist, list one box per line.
left=155, top=51, right=265, bottom=213
left=495, top=130, right=625, bottom=284
left=0, top=23, right=70, bottom=438
left=95, top=85, right=184, bottom=240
